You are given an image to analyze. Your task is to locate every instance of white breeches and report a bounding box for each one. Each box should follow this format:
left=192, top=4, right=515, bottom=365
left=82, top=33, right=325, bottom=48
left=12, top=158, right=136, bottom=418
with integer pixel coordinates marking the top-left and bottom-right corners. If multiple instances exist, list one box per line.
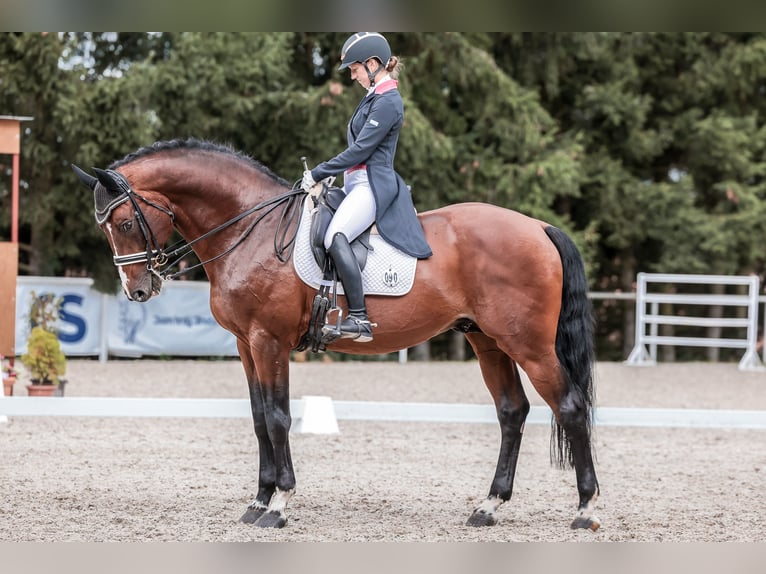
left=323, top=169, right=377, bottom=250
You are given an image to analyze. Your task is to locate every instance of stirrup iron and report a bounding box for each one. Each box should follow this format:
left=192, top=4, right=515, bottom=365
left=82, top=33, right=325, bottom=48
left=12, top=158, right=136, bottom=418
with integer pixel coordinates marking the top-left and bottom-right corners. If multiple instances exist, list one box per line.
left=321, top=306, right=345, bottom=343
left=321, top=308, right=375, bottom=343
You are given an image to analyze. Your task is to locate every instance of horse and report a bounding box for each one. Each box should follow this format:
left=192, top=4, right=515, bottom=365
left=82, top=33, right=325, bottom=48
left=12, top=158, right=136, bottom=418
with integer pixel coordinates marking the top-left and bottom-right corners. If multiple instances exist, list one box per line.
left=72, top=138, right=600, bottom=531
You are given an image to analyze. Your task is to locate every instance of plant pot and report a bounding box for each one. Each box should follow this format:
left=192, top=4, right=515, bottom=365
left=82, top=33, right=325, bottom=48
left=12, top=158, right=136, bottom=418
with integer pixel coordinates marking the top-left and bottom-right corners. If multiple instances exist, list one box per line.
left=26, top=383, right=58, bottom=397
left=2, top=375, right=15, bottom=397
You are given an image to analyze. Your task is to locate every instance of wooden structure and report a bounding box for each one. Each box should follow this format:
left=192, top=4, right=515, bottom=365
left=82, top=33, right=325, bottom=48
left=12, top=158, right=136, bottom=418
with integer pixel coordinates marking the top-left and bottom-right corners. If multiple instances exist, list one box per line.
left=0, top=243, right=18, bottom=357
left=1, top=115, right=32, bottom=358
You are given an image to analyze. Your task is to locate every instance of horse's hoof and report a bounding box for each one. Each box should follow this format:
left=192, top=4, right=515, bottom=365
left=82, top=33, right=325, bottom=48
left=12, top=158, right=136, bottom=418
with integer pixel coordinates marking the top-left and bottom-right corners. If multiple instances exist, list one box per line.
left=466, top=510, right=497, bottom=527
left=239, top=506, right=266, bottom=524
left=570, top=515, right=600, bottom=531
left=254, top=510, right=288, bottom=529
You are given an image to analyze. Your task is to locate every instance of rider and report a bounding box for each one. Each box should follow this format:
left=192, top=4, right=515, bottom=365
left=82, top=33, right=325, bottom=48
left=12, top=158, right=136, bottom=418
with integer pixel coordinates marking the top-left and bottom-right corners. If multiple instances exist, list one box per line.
left=302, top=32, right=432, bottom=343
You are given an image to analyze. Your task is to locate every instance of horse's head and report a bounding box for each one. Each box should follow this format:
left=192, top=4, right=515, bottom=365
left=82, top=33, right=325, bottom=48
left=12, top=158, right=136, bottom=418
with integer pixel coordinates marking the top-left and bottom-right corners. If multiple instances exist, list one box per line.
left=72, top=164, right=174, bottom=302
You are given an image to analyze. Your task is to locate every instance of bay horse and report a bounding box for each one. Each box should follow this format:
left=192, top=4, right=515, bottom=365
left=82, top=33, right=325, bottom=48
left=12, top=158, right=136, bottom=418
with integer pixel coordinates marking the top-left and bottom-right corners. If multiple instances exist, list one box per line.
left=72, top=138, right=599, bottom=531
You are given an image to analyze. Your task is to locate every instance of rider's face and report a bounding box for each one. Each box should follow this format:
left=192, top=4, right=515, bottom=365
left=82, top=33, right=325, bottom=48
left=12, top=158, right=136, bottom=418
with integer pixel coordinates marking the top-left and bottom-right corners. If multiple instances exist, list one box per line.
left=348, top=62, right=370, bottom=89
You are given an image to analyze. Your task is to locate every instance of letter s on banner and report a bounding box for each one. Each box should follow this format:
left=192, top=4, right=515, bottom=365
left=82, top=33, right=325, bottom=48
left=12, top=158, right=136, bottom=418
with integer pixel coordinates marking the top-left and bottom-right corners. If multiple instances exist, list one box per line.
left=58, top=294, right=87, bottom=344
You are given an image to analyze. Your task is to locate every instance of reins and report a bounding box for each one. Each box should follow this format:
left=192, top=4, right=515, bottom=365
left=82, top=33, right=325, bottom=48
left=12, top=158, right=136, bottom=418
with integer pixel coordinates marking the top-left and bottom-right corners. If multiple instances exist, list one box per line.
left=109, top=170, right=307, bottom=280
left=159, top=187, right=306, bottom=280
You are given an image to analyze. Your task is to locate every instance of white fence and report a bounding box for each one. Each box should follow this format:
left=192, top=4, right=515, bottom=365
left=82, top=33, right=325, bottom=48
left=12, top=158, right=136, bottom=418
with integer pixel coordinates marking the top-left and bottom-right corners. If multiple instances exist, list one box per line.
left=6, top=273, right=766, bottom=432
left=625, top=273, right=764, bottom=371
left=2, top=395, right=766, bottom=430
left=5, top=272, right=766, bottom=429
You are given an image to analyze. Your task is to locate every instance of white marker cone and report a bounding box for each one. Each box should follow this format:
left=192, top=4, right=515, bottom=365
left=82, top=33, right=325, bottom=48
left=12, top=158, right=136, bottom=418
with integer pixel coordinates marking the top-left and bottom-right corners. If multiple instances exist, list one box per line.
left=294, top=395, right=339, bottom=434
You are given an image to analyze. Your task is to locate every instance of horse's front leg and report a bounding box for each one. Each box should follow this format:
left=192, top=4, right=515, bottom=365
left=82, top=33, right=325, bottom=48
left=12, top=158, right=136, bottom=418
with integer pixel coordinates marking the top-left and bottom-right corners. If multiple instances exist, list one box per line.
left=244, top=338, right=295, bottom=529
left=238, top=342, right=277, bottom=524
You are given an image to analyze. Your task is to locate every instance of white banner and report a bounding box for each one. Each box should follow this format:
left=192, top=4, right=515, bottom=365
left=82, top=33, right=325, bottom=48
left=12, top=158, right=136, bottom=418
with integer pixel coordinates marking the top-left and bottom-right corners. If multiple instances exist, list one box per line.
left=15, top=277, right=238, bottom=358
left=105, top=281, right=238, bottom=357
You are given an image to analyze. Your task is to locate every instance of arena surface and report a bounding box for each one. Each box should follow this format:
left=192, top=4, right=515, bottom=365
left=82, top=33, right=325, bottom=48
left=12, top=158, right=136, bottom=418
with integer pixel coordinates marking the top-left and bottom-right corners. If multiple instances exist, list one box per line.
left=1, top=360, right=764, bottom=541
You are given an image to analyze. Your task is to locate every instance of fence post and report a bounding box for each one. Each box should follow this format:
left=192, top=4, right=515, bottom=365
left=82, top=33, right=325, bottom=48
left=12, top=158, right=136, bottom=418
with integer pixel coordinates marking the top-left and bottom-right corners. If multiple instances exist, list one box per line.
left=626, top=273, right=654, bottom=366
left=738, top=275, right=762, bottom=370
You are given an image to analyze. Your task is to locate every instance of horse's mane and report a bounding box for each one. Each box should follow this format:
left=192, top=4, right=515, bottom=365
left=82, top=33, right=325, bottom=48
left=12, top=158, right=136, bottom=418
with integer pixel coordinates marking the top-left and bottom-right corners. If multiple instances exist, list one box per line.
left=109, top=138, right=291, bottom=187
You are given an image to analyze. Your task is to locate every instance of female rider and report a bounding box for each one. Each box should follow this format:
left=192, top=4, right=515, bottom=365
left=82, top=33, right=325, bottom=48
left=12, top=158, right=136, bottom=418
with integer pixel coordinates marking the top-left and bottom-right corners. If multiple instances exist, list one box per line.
left=302, top=32, right=432, bottom=343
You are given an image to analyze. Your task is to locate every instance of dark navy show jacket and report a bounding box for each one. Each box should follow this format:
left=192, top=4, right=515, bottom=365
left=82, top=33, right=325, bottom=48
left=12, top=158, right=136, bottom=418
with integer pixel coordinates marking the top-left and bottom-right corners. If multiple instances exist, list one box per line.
left=310, top=79, right=433, bottom=259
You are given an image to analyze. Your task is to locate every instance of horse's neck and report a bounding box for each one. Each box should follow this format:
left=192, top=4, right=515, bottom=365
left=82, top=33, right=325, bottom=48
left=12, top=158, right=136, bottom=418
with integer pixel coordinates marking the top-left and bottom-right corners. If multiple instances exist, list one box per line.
left=155, top=162, right=287, bottom=272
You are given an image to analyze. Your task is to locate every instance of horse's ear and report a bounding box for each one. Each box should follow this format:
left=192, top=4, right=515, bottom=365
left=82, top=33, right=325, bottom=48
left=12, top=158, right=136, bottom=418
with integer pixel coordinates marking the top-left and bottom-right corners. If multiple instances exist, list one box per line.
left=71, top=164, right=98, bottom=190
left=93, top=167, right=122, bottom=193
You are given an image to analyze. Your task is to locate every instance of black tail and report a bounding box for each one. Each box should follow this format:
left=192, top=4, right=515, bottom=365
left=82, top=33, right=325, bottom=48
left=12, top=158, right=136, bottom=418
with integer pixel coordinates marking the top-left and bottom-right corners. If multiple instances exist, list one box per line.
left=544, top=226, right=596, bottom=469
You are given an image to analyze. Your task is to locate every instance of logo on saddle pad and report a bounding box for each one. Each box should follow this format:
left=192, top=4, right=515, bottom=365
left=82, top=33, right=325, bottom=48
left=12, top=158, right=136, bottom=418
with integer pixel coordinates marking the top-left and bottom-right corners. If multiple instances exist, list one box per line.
left=293, top=200, right=417, bottom=296
left=383, top=266, right=399, bottom=288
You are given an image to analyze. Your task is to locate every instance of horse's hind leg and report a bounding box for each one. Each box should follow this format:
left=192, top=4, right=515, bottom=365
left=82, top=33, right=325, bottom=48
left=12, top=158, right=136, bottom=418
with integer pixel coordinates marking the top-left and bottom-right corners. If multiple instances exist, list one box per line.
left=559, top=387, right=600, bottom=531
left=465, top=333, right=530, bottom=527
left=522, top=356, right=600, bottom=531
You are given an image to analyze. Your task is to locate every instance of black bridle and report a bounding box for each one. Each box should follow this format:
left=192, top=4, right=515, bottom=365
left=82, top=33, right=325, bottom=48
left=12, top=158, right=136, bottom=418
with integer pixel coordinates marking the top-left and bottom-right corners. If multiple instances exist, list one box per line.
left=105, top=170, right=307, bottom=280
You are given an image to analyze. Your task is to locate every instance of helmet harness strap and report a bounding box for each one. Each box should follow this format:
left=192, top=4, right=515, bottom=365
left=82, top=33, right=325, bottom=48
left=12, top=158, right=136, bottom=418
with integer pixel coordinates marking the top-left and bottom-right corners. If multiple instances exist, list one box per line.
left=363, top=59, right=383, bottom=87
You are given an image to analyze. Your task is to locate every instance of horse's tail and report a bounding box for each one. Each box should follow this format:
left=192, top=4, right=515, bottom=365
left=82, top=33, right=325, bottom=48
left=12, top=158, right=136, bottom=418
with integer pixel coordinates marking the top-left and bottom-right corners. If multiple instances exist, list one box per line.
left=544, top=225, right=596, bottom=469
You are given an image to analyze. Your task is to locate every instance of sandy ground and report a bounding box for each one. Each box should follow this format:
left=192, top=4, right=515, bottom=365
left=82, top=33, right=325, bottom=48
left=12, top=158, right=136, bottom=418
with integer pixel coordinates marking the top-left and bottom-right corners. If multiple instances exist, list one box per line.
left=1, top=359, right=765, bottom=542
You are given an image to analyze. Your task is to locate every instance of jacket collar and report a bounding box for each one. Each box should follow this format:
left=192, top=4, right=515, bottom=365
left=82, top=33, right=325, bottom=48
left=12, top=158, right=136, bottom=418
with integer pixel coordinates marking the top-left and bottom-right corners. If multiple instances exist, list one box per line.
left=368, top=77, right=398, bottom=95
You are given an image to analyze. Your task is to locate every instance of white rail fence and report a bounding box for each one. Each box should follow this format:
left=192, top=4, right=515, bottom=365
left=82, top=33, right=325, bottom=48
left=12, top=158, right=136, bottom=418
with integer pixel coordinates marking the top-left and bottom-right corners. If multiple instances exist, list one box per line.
left=625, top=273, right=764, bottom=371
left=4, top=274, right=766, bottom=428
left=2, top=395, right=766, bottom=430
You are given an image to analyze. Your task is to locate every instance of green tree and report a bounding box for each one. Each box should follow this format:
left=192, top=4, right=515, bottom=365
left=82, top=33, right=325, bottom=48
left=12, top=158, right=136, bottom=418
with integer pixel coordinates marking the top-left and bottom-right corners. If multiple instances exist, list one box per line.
left=0, top=33, right=157, bottom=290
left=496, top=33, right=766, bottom=357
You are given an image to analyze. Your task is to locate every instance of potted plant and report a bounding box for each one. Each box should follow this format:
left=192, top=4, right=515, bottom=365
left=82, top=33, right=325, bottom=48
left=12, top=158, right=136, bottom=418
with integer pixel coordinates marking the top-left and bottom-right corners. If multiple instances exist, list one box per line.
left=20, top=291, right=67, bottom=397
left=21, top=327, right=66, bottom=396
left=2, top=354, right=17, bottom=396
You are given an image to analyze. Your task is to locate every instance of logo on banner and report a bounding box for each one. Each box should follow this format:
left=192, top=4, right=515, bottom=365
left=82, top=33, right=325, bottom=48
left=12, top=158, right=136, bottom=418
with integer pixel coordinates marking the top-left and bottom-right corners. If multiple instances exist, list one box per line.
left=118, top=300, right=148, bottom=344
left=59, top=294, right=87, bottom=343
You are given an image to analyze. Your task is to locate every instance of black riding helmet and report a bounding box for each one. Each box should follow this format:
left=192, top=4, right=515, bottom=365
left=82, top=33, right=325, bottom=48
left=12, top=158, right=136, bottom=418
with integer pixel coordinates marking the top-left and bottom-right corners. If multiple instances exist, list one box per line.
left=338, top=32, right=391, bottom=86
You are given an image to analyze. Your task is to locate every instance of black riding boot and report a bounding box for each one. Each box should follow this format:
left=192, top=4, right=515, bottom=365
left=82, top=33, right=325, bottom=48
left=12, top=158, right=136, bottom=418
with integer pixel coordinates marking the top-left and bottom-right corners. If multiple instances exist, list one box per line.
left=326, top=232, right=373, bottom=342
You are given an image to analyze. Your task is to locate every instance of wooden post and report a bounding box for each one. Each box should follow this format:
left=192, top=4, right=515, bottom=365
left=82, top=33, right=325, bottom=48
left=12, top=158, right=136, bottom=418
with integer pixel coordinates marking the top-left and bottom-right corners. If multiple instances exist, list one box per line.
left=1, top=116, right=33, bottom=359
left=0, top=242, right=18, bottom=357
left=0, top=115, right=33, bottom=244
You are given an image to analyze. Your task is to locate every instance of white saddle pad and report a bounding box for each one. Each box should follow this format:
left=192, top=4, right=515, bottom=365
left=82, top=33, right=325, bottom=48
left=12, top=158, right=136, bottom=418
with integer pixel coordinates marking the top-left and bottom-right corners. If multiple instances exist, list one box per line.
left=293, top=198, right=417, bottom=296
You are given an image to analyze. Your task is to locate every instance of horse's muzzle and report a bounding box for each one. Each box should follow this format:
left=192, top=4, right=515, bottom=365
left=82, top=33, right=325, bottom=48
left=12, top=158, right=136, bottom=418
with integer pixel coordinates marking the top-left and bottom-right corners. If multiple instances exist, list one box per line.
left=128, top=271, right=163, bottom=302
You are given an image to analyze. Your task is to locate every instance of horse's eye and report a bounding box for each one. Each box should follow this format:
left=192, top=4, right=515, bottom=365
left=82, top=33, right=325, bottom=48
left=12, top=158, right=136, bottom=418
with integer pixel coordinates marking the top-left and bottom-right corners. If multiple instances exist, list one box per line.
left=120, top=220, right=133, bottom=233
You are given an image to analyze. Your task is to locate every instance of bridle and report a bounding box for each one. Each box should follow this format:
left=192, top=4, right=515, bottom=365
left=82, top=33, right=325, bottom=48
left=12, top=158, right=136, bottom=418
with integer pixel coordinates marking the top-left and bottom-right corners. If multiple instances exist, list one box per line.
left=103, top=170, right=306, bottom=281
left=105, top=170, right=174, bottom=271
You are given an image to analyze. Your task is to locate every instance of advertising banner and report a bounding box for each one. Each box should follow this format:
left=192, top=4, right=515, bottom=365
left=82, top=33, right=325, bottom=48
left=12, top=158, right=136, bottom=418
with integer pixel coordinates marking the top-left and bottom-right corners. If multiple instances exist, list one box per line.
left=14, top=277, right=238, bottom=358
left=105, top=281, right=238, bottom=357
left=15, top=277, right=103, bottom=356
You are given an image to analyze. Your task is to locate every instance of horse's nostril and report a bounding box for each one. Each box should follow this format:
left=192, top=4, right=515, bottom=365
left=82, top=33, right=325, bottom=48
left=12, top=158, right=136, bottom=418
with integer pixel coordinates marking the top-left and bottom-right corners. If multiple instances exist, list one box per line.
left=132, top=290, right=148, bottom=302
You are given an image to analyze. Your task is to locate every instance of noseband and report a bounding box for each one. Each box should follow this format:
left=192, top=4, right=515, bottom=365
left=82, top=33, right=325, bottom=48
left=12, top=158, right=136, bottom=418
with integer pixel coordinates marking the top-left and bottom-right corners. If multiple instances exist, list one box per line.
left=102, top=170, right=306, bottom=280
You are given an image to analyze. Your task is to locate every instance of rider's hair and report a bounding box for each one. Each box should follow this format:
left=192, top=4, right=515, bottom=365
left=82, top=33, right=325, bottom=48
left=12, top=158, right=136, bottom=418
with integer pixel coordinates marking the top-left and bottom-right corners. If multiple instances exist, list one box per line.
left=386, top=56, right=403, bottom=80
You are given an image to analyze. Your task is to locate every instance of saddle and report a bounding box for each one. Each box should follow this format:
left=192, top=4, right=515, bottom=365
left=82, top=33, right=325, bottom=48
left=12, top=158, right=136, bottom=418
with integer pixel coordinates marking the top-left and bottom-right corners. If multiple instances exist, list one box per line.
left=308, top=184, right=372, bottom=272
